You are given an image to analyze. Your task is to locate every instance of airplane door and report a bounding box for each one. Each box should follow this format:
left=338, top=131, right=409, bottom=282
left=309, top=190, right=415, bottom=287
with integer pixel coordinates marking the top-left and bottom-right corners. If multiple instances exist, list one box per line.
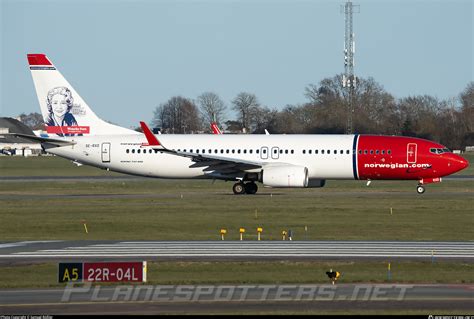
left=260, top=147, right=268, bottom=160
left=102, top=142, right=111, bottom=163
left=271, top=147, right=280, bottom=159
left=407, top=143, right=417, bottom=163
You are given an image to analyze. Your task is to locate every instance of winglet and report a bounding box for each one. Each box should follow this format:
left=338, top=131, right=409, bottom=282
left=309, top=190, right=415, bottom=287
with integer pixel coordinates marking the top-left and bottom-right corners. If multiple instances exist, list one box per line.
left=211, top=122, right=222, bottom=135
left=140, top=121, right=161, bottom=146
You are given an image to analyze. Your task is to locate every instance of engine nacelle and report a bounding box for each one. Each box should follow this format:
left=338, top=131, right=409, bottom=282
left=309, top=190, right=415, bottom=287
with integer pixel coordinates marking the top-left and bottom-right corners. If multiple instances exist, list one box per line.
left=261, top=165, right=309, bottom=188
left=307, top=178, right=326, bottom=188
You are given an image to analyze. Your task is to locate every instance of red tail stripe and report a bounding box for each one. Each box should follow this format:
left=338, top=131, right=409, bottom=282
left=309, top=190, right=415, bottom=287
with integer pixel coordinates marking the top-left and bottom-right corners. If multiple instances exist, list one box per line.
left=27, top=54, right=52, bottom=66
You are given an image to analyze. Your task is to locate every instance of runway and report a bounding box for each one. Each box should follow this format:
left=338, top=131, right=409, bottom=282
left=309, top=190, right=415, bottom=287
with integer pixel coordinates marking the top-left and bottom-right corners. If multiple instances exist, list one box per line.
left=0, top=240, right=473, bottom=263
left=0, top=284, right=472, bottom=314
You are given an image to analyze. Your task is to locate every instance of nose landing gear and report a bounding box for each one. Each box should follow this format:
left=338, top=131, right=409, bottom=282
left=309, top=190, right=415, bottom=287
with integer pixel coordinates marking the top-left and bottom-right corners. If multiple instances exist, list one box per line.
left=416, top=185, right=425, bottom=194
left=233, top=182, right=258, bottom=195
left=416, top=177, right=441, bottom=194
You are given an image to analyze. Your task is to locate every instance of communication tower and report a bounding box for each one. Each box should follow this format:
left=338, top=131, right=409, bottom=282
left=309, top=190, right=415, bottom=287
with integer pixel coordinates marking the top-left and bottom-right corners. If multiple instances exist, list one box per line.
left=342, top=1, right=359, bottom=134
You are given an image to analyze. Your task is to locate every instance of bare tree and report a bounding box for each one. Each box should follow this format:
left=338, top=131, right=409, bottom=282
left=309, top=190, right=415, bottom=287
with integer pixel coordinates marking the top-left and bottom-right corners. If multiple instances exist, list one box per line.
left=231, top=92, right=260, bottom=133
left=152, top=96, right=201, bottom=133
left=460, top=82, right=474, bottom=133
left=17, top=112, right=44, bottom=130
left=197, top=92, right=227, bottom=131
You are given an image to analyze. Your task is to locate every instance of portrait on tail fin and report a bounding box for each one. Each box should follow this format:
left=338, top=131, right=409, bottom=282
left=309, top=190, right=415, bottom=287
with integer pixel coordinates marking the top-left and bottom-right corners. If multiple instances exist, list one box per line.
left=45, top=86, right=82, bottom=136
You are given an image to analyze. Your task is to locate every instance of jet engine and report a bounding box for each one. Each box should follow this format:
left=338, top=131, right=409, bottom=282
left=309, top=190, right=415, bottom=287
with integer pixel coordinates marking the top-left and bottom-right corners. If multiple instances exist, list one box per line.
left=261, top=165, right=309, bottom=188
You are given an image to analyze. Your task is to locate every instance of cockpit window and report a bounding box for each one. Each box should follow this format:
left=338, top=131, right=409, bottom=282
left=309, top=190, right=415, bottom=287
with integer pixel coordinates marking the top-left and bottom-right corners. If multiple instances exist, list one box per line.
left=430, top=148, right=451, bottom=154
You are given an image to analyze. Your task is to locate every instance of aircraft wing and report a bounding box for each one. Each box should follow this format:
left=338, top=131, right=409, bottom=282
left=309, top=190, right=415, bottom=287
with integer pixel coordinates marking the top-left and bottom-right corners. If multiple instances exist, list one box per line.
left=5, top=133, right=76, bottom=147
left=161, top=148, right=263, bottom=174
left=139, top=122, right=264, bottom=176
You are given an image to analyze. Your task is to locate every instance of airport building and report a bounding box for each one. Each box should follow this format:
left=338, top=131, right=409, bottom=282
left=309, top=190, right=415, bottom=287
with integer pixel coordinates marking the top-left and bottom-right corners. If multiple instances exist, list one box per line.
left=0, top=117, right=43, bottom=156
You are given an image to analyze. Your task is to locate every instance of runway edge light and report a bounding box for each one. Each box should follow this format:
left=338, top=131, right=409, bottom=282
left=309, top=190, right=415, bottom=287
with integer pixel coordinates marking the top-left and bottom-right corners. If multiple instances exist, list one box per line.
left=143, top=261, right=147, bottom=283
left=240, top=228, right=245, bottom=241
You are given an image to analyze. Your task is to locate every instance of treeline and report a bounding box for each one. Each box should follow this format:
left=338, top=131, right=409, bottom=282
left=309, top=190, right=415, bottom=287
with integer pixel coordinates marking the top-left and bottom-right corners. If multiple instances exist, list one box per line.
left=152, top=75, right=473, bottom=149
left=16, top=75, right=473, bottom=150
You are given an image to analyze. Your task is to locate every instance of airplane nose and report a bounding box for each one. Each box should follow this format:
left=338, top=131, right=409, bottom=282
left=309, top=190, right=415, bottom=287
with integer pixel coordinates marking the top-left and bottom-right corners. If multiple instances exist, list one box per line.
left=452, top=155, right=469, bottom=172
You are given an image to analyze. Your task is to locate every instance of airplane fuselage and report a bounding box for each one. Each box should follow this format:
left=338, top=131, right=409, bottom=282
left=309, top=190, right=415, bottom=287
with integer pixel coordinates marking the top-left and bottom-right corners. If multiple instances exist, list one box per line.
left=46, top=134, right=467, bottom=184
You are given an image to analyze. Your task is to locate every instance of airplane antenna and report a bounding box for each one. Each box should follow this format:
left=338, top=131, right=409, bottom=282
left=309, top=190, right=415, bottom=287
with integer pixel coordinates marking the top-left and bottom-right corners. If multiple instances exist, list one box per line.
left=341, top=1, right=359, bottom=134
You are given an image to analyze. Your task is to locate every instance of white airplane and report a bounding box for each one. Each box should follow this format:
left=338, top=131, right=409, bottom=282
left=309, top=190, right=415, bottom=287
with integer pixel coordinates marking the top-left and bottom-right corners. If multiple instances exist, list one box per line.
left=15, top=54, right=469, bottom=195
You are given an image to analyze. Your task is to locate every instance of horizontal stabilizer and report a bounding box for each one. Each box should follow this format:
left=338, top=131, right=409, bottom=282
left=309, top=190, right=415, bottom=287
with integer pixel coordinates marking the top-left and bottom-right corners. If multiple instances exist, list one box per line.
left=6, top=133, right=76, bottom=147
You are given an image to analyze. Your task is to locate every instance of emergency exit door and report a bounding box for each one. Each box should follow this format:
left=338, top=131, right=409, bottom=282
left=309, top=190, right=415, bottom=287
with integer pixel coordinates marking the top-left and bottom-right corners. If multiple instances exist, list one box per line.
left=407, top=143, right=417, bottom=163
left=102, top=143, right=111, bottom=163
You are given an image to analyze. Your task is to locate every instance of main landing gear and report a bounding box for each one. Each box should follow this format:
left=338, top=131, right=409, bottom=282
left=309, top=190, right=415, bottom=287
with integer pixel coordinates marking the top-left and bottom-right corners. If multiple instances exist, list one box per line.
left=233, top=182, right=258, bottom=195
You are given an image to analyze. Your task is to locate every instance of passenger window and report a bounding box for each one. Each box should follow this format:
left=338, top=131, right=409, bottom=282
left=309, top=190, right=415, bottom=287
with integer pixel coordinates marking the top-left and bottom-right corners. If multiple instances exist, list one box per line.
left=346, top=150, right=350, bottom=154
left=263, top=149, right=267, bottom=154
left=126, top=149, right=129, bottom=154
left=309, top=150, right=312, bottom=154
left=132, top=149, right=135, bottom=154
left=333, top=150, right=337, bottom=154
left=250, top=150, right=253, bottom=154
left=256, top=149, right=260, bottom=154
left=388, top=150, right=391, bottom=155
left=340, top=150, right=344, bottom=154
left=291, top=150, right=294, bottom=154
left=322, top=150, right=325, bottom=154
left=315, top=150, right=318, bottom=154
left=364, top=150, right=368, bottom=154
left=381, top=150, right=385, bottom=155
left=137, top=149, right=141, bottom=154
left=244, top=150, right=247, bottom=154
left=303, top=150, right=306, bottom=154
left=238, top=150, right=241, bottom=154
left=190, top=149, right=193, bottom=153
left=285, top=150, right=288, bottom=154
left=370, top=150, right=374, bottom=154
left=226, top=150, right=229, bottom=154
left=149, top=149, right=153, bottom=154
left=376, top=150, right=379, bottom=154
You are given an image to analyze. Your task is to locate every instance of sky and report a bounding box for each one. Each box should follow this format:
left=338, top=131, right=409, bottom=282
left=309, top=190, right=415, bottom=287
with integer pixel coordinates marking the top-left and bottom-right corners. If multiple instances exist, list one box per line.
left=1, top=0, right=472, bottom=129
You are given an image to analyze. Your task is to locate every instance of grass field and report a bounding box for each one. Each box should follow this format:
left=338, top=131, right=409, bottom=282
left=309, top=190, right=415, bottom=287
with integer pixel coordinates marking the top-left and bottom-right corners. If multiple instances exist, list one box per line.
left=0, top=260, right=472, bottom=288
left=0, top=155, right=473, bottom=293
left=0, top=156, right=473, bottom=241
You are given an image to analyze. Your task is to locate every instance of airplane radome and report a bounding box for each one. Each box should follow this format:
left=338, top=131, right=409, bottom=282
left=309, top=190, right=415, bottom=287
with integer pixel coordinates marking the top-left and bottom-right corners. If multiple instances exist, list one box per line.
left=14, top=54, right=469, bottom=195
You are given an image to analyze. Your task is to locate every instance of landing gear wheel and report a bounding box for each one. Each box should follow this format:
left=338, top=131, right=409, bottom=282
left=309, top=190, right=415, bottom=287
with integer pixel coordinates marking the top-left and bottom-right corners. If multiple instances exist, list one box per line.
left=244, top=182, right=258, bottom=195
left=233, top=182, right=246, bottom=195
left=416, top=185, right=425, bottom=194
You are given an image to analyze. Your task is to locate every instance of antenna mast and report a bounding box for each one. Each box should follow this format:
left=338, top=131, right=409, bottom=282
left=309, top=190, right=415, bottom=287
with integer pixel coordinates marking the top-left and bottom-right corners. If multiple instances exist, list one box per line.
left=342, top=1, right=359, bottom=134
